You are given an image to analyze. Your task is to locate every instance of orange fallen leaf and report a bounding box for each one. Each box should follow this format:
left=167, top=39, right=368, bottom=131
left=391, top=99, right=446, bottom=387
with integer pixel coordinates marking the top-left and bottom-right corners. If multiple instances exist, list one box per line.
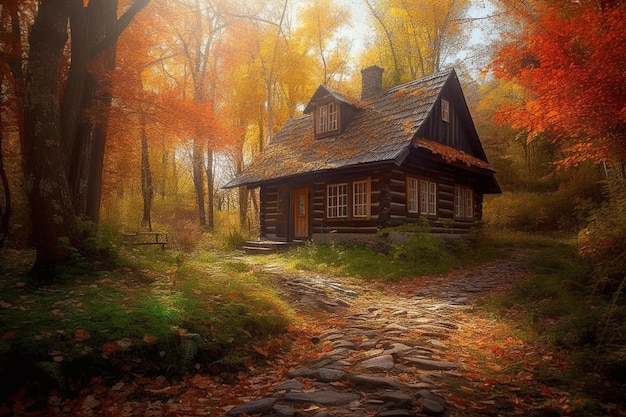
left=0, top=301, right=12, bottom=309
left=101, top=342, right=119, bottom=354
left=2, top=331, right=18, bottom=340
left=143, top=334, right=159, bottom=344
left=75, top=329, right=91, bottom=341
left=253, top=345, right=269, bottom=357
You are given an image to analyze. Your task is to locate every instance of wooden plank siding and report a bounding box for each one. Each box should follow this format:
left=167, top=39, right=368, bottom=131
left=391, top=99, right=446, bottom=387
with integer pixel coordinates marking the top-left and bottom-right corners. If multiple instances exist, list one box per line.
left=259, top=156, right=487, bottom=241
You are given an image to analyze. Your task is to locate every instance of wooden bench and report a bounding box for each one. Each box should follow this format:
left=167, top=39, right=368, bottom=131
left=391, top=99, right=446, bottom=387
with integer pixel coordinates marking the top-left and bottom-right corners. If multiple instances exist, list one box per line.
left=121, top=232, right=168, bottom=248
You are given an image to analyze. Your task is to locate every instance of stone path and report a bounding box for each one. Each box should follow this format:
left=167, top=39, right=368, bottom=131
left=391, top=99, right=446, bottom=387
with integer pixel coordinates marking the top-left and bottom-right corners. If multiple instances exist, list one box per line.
left=226, top=252, right=532, bottom=417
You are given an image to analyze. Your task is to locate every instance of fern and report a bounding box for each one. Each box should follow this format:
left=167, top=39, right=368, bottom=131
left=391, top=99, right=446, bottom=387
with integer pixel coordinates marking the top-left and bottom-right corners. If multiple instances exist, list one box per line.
left=37, top=361, right=66, bottom=390
left=179, top=333, right=201, bottom=372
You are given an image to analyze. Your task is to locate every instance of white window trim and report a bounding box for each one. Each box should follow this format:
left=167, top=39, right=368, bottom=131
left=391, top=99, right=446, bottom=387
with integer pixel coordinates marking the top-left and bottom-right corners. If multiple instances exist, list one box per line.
left=407, top=177, right=419, bottom=213
left=352, top=180, right=370, bottom=218
left=454, top=186, right=474, bottom=219
left=317, top=102, right=339, bottom=134
left=420, top=179, right=437, bottom=216
left=327, top=183, right=348, bottom=218
left=441, top=98, right=450, bottom=123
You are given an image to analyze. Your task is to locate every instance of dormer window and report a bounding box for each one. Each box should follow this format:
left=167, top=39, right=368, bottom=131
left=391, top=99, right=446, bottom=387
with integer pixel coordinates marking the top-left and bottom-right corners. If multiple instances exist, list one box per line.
left=316, top=102, right=339, bottom=136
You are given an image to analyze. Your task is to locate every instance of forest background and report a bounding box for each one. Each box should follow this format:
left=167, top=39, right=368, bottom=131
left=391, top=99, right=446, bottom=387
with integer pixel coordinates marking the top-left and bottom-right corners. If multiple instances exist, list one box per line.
left=0, top=0, right=625, bottom=413
left=0, top=0, right=624, bottom=272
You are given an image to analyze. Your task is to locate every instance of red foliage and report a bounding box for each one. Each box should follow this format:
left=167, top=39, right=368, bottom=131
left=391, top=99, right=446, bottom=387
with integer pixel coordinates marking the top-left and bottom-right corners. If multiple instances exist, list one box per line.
left=492, top=1, right=626, bottom=167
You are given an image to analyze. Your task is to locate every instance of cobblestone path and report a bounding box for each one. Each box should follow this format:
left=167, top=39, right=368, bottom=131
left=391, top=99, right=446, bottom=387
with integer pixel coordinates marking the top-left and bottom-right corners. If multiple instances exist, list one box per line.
left=227, top=252, right=536, bottom=417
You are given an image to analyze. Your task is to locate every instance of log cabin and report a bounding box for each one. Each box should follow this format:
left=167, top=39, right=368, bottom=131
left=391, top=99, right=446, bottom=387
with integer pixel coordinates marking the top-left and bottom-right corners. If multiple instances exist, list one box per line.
left=224, top=66, right=500, bottom=243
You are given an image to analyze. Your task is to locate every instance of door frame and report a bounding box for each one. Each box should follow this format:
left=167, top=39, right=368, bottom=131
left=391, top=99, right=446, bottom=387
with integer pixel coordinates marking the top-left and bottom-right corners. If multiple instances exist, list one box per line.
left=292, top=187, right=310, bottom=240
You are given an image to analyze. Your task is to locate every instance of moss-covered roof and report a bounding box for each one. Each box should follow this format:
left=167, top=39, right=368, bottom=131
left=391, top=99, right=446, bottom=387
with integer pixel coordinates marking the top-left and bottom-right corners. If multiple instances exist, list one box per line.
left=225, top=69, right=495, bottom=189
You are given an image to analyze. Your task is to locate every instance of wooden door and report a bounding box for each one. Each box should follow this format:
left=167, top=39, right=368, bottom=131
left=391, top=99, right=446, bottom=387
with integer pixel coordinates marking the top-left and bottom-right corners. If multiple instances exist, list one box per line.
left=293, top=188, right=309, bottom=239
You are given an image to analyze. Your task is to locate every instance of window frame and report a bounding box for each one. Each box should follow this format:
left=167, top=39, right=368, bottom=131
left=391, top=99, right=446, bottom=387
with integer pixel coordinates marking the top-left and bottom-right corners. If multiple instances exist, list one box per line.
left=316, top=101, right=340, bottom=137
left=326, top=183, right=348, bottom=219
left=407, top=177, right=419, bottom=214
left=407, top=176, right=437, bottom=217
left=352, top=179, right=370, bottom=219
left=454, top=185, right=474, bottom=220
left=326, top=178, right=371, bottom=220
left=420, top=179, right=437, bottom=216
left=441, top=98, right=450, bottom=123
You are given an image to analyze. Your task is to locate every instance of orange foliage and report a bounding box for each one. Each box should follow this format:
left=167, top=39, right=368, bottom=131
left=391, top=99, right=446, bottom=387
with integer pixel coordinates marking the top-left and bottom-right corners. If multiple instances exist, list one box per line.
left=491, top=1, right=626, bottom=167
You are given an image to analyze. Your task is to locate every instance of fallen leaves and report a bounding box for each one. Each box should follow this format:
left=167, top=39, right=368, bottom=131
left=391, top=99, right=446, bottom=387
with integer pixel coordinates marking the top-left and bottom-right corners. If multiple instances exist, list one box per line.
left=75, top=328, right=91, bottom=341
left=2, top=331, right=18, bottom=340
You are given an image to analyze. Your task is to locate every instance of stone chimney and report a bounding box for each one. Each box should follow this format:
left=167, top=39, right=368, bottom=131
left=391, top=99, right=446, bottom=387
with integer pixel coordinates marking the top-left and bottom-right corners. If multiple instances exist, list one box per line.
left=361, top=65, right=384, bottom=99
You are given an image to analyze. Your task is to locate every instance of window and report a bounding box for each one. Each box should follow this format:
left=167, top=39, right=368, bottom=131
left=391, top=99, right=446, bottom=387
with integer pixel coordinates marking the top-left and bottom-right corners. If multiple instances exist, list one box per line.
left=353, top=180, right=369, bottom=218
left=454, top=186, right=473, bottom=219
left=420, top=180, right=437, bottom=216
left=317, top=102, right=339, bottom=134
left=441, top=98, right=450, bottom=123
left=408, top=177, right=437, bottom=216
left=327, top=183, right=347, bottom=218
left=407, top=177, right=419, bottom=213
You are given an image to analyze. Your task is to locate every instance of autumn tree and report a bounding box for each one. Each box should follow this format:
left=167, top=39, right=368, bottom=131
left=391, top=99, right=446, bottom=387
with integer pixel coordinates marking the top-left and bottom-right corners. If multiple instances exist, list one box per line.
left=491, top=0, right=626, bottom=167
left=23, top=0, right=149, bottom=278
left=362, top=0, right=470, bottom=84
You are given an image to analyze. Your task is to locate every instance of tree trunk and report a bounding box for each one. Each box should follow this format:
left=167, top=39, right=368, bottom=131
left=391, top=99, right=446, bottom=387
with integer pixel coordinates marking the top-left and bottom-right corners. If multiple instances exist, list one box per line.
left=61, top=0, right=149, bottom=224
left=0, top=113, right=10, bottom=247
left=62, top=1, right=117, bottom=224
left=206, top=147, right=214, bottom=231
left=23, top=0, right=79, bottom=279
left=192, top=139, right=206, bottom=228
left=140, top=119, right=153, bottom=230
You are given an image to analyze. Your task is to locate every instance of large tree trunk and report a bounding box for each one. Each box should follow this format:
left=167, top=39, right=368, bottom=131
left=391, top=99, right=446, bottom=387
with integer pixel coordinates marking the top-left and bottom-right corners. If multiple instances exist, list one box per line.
left=0, top=113, right=10, bottom=247
left=192, top=139, right=206, bottom=228
left=140, top=118, right=153, bottom=230
left=61, top=0, right=149, bottom=224
left=206, top=147, right=214, bottom=231
left=23, top=0, right=79, bottom=278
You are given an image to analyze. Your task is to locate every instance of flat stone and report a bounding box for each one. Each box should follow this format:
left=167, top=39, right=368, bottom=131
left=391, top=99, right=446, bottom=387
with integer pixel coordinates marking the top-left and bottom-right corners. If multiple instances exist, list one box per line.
left=333, top=339, right=357, bottom=349
left=316, top=368, right=347, bottom=382
left=273, top=404, right=297, bottom=416
left=227, top=398, right=277, bottom=416
left=427, top=339, right=447, bottom=349
left=283, top=391, right=360, bottom=405
left=378, top=391, right=414, bottom=405
left=275, top=379, right=305, bottom=390
left=403, top=357, right=459, bottom=370
left=359, top=354, right=394, bottom=371
left=377, top=410, right=413, bottom=417
left=384, top=343, right=413, bottom=356
left=383, top=323, right=409, bottom=332
left=422, top=398, right=445, bottom=415
left=289, top=368, right=317, bottom=378
left=349, top=375, right=409, bottom=389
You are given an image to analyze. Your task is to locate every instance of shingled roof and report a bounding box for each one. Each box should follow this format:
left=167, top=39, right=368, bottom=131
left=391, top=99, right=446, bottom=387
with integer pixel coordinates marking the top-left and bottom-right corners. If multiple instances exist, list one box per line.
left=225, top=68, right=493, bottom=189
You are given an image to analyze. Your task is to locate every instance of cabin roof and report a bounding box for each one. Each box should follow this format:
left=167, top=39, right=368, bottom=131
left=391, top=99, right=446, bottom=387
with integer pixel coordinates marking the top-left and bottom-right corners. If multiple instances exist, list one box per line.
left=225, top=69, right=495, bottom=189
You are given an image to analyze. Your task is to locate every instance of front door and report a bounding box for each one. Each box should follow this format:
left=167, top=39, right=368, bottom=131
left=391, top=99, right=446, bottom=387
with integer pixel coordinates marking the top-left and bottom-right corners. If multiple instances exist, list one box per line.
left=293, top=188, right=309, bottom=239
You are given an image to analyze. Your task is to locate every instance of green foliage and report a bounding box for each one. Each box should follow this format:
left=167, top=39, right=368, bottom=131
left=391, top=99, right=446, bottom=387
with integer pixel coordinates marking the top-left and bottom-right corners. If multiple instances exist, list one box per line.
left=284, top=231, right=500, bottom=282
left=221, top=229, right=247, bottom=251
left=389, top=233, right=454, bottom=275
left=0, top=246, right=294, bottom=391
left=484, top=164, right=603, bottom=232
left=481, top=236, right=625, bottom=382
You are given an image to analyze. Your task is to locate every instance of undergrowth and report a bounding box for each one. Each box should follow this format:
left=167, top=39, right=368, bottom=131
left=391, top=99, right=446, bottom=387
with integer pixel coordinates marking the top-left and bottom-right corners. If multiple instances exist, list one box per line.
left=281, top=229, right=503, bottom=281
left=480, top=238, right=625, bottom=399
left=0, top=245, right=293, bottom=395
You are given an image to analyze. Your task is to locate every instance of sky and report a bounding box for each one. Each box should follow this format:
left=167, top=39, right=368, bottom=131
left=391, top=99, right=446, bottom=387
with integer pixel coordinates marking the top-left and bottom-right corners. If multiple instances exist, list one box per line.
left=337, top=0, right=499, bottom=74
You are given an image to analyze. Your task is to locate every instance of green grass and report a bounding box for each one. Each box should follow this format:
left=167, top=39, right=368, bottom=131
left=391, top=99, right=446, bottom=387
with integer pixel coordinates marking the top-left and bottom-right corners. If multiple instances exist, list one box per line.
left=0, top=245, right=294, bottom=392
left=280, top=230, right=504, bottom=281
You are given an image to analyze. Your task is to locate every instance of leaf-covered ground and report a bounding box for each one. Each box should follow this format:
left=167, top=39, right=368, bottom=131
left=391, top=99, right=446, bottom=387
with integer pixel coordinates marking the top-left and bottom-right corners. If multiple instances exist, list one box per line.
left=1, top=248, right=624, bottom=416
